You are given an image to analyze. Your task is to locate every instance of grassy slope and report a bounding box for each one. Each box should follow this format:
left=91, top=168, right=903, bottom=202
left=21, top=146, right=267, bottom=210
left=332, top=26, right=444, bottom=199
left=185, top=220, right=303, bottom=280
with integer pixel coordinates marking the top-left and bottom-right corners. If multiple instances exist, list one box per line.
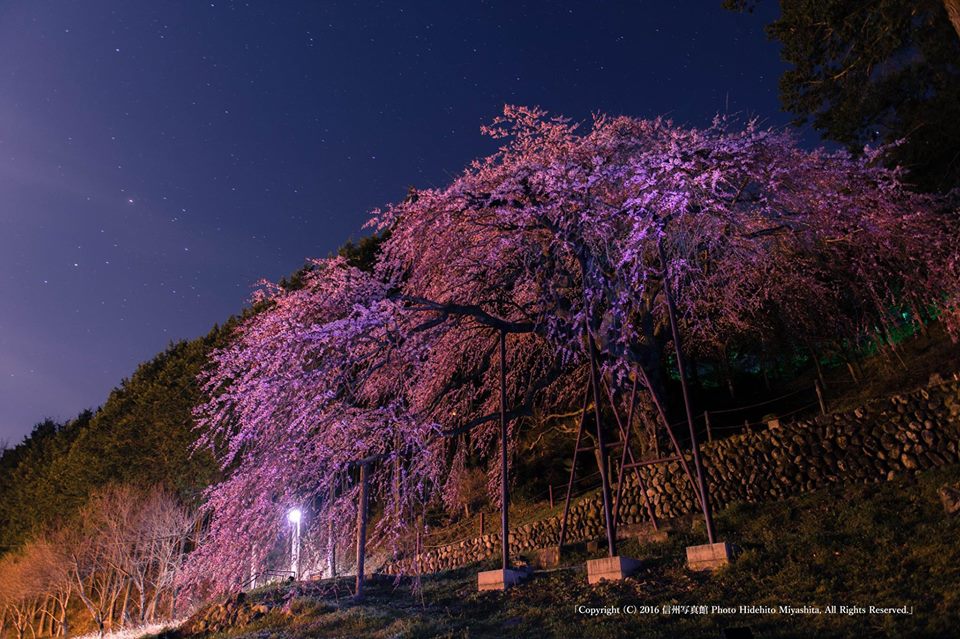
left=177, top=463, right=960, bottom=639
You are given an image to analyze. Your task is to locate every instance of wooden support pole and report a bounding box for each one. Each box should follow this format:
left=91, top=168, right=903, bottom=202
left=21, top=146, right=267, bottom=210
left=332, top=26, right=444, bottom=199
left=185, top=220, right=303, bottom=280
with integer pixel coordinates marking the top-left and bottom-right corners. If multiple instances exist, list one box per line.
left=586, top=321, right=617, bottom=557
left=660, top=240, right=717, bottom=545
left=576, top=441, right=620, bottom=453
left=808, top=343, right=827, bottom=391
left=704, top=410, right=713, bottom=443
left=355, top=463, right=369, bottom=599
left=548, top=485, right=554, bottom=510
left=499, top=330, right=510, bottom=571
left=623, top=455, right=681, bottom=469
left=558, top=383, right=591, bottom=553
left=328, top=519, right=336, bottom=578
left=479, top=512, right=484, bottom=537
left=606, top=375, right=658, bottom=530
left=328, top=484, right=337, bottom=578
left=815, top=380, right=827, bottom=416
left=846, top=362, right=860, bottom=385
left=634, top=366, right=704, bottom=511
left=614, top=384, right=632, bottom=513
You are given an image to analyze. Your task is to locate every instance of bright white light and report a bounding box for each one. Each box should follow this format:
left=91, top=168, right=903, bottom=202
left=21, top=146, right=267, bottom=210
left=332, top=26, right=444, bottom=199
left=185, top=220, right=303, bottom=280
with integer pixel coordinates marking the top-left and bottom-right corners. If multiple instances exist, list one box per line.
left=287, top=508, right=302, bottom=524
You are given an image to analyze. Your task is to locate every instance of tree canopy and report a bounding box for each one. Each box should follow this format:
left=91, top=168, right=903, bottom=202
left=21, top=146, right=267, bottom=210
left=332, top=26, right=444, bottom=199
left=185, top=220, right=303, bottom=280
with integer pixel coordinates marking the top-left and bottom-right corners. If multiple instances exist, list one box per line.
left=726, top=0, right=960, bottom=192
left=186, top=106, right=959, bottom=595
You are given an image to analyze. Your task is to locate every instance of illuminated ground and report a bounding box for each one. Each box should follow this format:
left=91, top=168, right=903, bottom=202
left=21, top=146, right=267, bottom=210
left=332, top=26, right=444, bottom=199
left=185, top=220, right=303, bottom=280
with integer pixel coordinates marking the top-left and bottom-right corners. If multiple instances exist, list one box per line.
left=168, top=463, right=960, bottom=639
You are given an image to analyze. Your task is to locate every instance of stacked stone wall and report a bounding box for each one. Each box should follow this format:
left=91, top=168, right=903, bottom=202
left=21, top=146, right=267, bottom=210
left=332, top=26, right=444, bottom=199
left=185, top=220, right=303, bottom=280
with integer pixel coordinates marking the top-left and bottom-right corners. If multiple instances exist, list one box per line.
left=384, top=380, right=960, bottom=575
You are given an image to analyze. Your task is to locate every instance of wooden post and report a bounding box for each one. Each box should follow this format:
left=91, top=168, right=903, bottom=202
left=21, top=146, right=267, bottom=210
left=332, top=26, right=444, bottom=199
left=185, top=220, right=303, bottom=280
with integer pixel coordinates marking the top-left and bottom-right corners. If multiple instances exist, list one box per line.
left=660, top=240, right=716, bottom=545
left=808, top=344, right=827, bottom=391
left=499, top=330, right=510, bottom=571
left=355, top=463, right=369, bottom=599
left=328, top=483, right=337, bottom=578
left=704, top=411, right=713, bottom=443
left=558, top=383, right=590, bottom=553
left=846, top=362, right=860, bottom=385
left=328, top=519, right=336, bottom=578
left=606, top=375, right=659, bottom=531
left=815, top=380, right=827, bottom=416
left=479, top=512, right=484, bottom=537
left=548, top=485, right=554, bottom=509
left=586, top=320, right=618, bottom=557
left=634, top=365, right=704, bottom=512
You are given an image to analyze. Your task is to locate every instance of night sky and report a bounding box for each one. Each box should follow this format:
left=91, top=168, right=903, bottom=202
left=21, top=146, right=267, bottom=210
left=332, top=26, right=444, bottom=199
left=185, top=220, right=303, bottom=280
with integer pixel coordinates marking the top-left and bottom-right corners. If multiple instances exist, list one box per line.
left=0, top=1, right=794, bottom=443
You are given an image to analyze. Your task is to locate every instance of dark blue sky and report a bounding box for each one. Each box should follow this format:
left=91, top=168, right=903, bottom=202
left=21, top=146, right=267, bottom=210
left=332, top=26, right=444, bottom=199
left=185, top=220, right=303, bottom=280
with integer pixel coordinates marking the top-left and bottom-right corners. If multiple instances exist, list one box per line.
left=0, top=0, right=794, bottom=443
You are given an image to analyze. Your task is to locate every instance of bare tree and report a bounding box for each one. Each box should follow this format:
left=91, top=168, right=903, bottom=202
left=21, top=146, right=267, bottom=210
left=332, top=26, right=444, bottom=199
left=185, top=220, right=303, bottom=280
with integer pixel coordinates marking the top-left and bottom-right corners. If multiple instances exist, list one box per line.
left=140, top=489, right=191, bottom=622
left=0, top=551, right=42, bottom=639
left=1, top=484, right=193, bottom=637
left=30, top=535, right=73, bottom=637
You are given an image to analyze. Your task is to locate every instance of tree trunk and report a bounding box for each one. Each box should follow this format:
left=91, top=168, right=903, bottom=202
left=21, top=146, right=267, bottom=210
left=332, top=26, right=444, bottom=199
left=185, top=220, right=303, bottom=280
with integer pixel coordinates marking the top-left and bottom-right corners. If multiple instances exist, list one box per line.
left=118, top=580, right=131, bottom=628
left=327, top=483, right=337, bottom=579
left=146, top=592, right=159, bottom=624
left=42, top=598, right=53, bottom=637
left=719, top=346, right=736, bottom=399
left=945, top=0, right=960, bottom=41
left=354, top=463, right=370, bottom=599
left=909, top=295, right=929, bottom=337
left=106, top=574, right=121, bottom=634
left=58, top=598, right=69, bottom=638
left=760, top=346, right=772, bottom=391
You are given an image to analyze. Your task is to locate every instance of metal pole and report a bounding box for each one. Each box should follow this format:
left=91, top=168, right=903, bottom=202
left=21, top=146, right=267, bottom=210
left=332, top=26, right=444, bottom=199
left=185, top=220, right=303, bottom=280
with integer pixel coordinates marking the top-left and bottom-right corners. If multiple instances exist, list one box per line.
left=499, top=330, right=510, bottom=571
left=586, top=319, right=617, bottom=557
left=660, top=241, right=717, bottom=544
left=292, top=518, right=301, bottom=580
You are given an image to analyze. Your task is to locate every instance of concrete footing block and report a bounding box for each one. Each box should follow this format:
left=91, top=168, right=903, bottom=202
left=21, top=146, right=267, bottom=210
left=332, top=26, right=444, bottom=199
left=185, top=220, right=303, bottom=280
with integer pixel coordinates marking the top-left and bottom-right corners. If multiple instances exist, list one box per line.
left=586, top=556, right=642, bottom=584
left=477, top=568, right=529, bottom=591
left=686, top=541, right=732, bottom=571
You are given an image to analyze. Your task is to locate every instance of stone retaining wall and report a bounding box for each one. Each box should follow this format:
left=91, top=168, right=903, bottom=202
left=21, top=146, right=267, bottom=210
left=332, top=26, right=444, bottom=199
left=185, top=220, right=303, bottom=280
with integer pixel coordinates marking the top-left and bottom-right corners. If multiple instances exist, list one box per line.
left=384, top=380, right=960, bottom=575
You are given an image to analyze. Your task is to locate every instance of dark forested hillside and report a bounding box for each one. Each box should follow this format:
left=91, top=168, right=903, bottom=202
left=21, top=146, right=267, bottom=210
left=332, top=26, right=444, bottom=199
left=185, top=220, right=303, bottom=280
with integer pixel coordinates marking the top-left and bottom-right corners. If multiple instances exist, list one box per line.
left=0, top=236, right=387, bottom=552
left=0, top=322, right=234, bottom=550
